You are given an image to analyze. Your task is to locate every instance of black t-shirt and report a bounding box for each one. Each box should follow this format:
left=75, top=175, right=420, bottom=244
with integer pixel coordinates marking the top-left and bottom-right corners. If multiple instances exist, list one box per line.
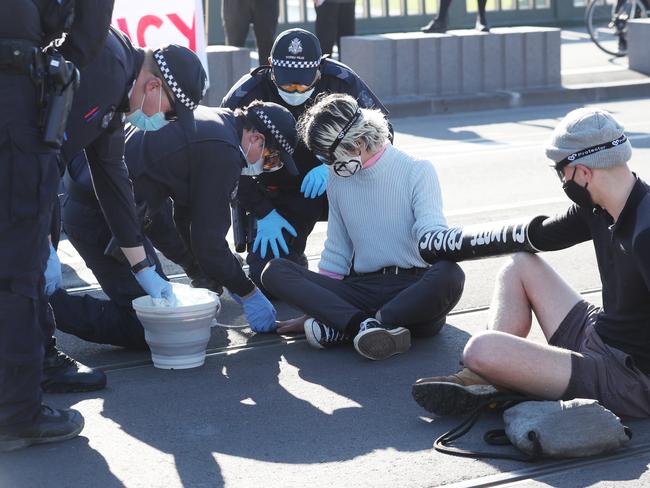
left=529, top=177, right=650, bottom=374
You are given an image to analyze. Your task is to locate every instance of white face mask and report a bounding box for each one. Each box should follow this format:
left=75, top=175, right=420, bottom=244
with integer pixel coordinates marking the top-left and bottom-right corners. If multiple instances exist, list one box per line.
left=278, top=88, right=315, bottom=106
left=240, top=140, right=265, bottom=176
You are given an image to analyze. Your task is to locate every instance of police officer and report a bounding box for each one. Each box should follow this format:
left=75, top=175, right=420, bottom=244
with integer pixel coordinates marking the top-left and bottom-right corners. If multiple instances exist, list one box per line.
left=222, top=28, right=389, bottom=294
left=52, top=101, right=299, bottom=344
left=49, top=151, right=221, bottom=350
left=42, top=28, right=207, bottom=386
left=0, top=0, right=115, bottom=452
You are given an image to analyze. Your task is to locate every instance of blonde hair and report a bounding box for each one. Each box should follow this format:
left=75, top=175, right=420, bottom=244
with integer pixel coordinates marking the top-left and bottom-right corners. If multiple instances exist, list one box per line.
left=297, top=93, right=389, bottom=161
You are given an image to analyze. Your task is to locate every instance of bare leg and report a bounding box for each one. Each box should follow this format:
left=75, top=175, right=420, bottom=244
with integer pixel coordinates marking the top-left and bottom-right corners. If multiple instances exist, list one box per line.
left=463, top=253, right=584, bottom=398
left=487, top=253, right=582, bottom=340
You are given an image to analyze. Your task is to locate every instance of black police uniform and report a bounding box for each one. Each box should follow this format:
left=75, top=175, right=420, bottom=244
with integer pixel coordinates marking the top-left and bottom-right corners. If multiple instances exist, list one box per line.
left=50, top=150, right=214, bottom=350
left=60, top=27, right=145, bottom=251
left=0, top=0, right=113, bottom=429
left=221, top=58, right=389, bottom=291
left=125, top=106, right=256, bottom=298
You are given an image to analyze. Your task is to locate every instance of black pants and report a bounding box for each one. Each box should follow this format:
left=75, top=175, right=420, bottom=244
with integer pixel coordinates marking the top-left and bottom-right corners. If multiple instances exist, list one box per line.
left=222, top=0, right=279, bottom=63
left=315, top=2, right=356, bottom=55
left=0, top=75, right=61, bottom=429
left=247, top=189, right=325, bottom=295
left=49, top=196, right=165, bottom=350
left=262, top=259, right=465, bottom=337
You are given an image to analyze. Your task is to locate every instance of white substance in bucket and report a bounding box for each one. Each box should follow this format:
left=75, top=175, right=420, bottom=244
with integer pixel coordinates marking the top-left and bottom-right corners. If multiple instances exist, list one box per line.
left=133, top=283, right=221, bottom=369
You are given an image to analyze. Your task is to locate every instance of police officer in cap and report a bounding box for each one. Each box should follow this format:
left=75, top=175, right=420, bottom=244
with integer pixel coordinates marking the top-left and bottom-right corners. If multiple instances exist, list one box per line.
left=222, top=28, right=389, bottom=294
left=0, top=0, right=115, bottom=452
left=38, top=29, right=208, bottom=389
left=52, top=101, right=298, bottom=343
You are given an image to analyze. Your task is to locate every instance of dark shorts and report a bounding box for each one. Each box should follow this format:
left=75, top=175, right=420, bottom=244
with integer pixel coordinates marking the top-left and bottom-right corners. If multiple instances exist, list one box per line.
left=549, top=300, right=650, bottom=419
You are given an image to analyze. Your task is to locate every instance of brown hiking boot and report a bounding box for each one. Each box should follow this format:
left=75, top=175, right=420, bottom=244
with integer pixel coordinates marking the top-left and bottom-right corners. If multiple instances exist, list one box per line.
left=411, top=368, right=500, bottom=416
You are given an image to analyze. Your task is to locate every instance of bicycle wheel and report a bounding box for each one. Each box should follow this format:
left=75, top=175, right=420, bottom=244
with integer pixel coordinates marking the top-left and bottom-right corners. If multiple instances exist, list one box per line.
left=586, top=0, right=648, bottom=57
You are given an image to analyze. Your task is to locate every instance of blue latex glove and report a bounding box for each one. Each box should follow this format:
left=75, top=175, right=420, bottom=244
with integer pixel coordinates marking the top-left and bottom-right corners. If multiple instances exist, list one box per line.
left=300, top=164, right=328, bottom=199
left=134, top=267, right=177, bottom=306
left=235, top=288, right=277, bottom=333
left=252, top=209, right=297, bottom=259
left=44, top=243, right=63, bottom=296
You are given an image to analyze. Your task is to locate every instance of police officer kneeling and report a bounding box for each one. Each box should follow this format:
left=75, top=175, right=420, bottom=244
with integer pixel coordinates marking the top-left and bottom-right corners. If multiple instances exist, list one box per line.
left=53, top=101, right=299, bottom=343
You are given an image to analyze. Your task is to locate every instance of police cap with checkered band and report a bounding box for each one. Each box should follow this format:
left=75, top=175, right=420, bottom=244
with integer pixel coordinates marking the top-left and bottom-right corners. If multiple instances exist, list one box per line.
left=246, top=102, right=299, bottom=175
left=270, top=28, right=323, bottom=87
left=153, top=44, right=208, bottom=132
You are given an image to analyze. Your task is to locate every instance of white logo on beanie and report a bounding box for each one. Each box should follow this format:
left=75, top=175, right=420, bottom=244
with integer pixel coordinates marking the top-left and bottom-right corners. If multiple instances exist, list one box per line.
left=288, top=38, right=303, bottom=55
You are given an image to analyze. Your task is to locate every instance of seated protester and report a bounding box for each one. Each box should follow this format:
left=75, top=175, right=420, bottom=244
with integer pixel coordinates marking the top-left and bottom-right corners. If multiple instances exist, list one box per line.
left=222, top=28, right=389, bottom=294
left=53, top=102, right=299, bottom=342
left=412, top=108, right=650, bottom=419
left=50, top=154, right=219, bottom=350
left=261, top=93, right=465, bottom=361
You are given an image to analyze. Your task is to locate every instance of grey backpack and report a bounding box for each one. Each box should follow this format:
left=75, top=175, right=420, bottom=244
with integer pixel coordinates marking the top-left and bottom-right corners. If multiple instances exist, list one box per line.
left=434, top=396, right=632, bottom=461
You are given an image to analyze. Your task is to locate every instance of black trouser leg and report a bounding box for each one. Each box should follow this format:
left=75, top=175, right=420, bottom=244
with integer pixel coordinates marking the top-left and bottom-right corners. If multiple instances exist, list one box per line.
left=252, top=0, right=279, bottom=63
left=50, top=289, right=147, bottom=349
left=222, top=0, right=251, bottom=47
left=0, top=76, right=61, bottom=428
left=315, top=3, right=339, bottom=55
left=477, top=0, right=488, bottom=26
left=379, top=261, right=465, bottom=337
left=337, top=3, right=356, bottom=54
left=262, top=259, right=381, bottom=332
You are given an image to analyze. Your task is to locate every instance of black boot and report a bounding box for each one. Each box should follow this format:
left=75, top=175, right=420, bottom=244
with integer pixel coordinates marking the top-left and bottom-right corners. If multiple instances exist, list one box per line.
left=421, top=17, right=448, bottom=33
left=42, top=346, right=107, bottom=393
left=475, top=19, right=490, bottom=32
left=0, top=405, right=84, bottom=452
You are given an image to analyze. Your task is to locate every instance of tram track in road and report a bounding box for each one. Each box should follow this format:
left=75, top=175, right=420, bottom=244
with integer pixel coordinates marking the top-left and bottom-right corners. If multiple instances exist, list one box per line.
left=440, top=441, right=650, bottom=488
left=66, top=269, right=604, bottom=374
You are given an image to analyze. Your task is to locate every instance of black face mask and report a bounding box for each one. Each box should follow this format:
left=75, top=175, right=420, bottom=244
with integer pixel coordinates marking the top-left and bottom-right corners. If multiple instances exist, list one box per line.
left=562, top=168, right=595, bottom=208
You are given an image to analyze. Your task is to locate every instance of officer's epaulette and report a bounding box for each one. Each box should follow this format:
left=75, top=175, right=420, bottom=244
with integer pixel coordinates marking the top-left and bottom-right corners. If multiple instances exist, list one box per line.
left=321, top=58, right=358, bottom=85
left=224, top=65, right=272, bottom=106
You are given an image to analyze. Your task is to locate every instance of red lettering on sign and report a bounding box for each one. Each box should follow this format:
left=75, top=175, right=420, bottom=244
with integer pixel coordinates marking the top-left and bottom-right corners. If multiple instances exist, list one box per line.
left=167, top=13, right=196, bottom=51
left=137, top=15, right=163, bottom=47
left=115, top=18, right=132, bottom=39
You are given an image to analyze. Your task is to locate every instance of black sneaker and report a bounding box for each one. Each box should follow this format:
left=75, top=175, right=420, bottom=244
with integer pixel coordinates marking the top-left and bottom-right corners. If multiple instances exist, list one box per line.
left=0, top=405, right=84, bottom=452
left=303, top=318, right=349, bottom=349
left=421, top=18, right=448, bottom=33
left=353, top=318, right=411, bottom=360
left=42, top=347, right=107, bottom=394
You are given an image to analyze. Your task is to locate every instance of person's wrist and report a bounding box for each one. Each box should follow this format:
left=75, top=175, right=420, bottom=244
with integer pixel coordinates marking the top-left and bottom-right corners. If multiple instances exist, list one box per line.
left=131, top=256, right=155, bottom=274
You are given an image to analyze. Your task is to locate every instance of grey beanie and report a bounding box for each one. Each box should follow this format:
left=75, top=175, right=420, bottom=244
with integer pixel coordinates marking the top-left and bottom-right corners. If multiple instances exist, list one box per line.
left=545, top=108, right=632, bottom=169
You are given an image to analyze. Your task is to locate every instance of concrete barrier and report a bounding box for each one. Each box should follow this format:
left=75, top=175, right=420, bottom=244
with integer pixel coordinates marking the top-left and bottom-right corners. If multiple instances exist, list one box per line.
left=340, top=27, right=561, bottom=99
left=202, top=46, right=251, bottom=107
left=628, top=19, right=650, bottom=75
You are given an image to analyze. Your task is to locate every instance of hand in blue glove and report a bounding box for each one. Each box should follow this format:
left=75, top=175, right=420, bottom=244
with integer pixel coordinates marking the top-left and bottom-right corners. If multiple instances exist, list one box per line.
left=252, top=209, right=297, bottom=259
left=44, top=243, right=63, bottom=296
left=134, top=267, right=177, bottom=306
left=300, top=164, right=328, bottom=199
left=234, top=288, right=277, bottom=333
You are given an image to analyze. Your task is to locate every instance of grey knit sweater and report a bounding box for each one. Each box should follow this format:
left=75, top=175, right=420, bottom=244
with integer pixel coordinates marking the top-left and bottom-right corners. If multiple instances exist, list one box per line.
left=319, top=144, right=447, bottom=276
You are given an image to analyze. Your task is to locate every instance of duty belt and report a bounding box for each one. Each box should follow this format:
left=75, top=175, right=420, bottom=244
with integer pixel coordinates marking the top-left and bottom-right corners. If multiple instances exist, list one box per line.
left=0, top=39, right=41, bottom=75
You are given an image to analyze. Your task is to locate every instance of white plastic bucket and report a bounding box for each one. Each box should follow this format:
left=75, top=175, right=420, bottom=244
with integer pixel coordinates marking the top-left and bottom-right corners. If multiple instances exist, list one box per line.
left=132, top=283, right=220, bottom=370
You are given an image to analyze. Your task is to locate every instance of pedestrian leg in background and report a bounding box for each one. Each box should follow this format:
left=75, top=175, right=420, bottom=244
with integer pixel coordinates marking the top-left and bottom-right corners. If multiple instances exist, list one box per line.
left=252, top=0, right=280, bottom=63
left=222, top=0, right=252, bottom=48
left=315, top=2, right=339, bottom=55
left=336, top=1, right=356, bottom=56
